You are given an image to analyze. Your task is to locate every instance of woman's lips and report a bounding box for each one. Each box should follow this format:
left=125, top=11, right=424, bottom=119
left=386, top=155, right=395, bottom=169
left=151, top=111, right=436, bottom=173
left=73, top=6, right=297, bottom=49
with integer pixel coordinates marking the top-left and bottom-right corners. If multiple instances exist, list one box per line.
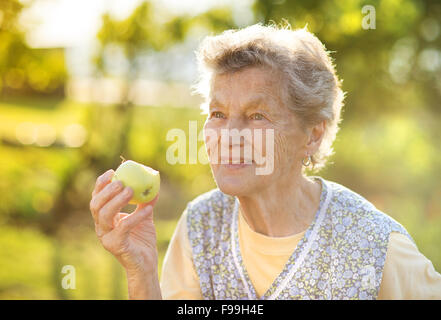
left=222, top=163, right=252, bottom=169
left=219, top=158, right=253, bottom=163
left=218, top=158, right=254, bottom=168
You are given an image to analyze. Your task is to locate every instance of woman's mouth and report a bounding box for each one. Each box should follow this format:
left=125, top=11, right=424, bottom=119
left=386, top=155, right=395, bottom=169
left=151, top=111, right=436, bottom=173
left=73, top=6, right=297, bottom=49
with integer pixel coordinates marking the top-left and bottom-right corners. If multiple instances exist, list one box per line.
left=219, top=158, right=254, bottom=168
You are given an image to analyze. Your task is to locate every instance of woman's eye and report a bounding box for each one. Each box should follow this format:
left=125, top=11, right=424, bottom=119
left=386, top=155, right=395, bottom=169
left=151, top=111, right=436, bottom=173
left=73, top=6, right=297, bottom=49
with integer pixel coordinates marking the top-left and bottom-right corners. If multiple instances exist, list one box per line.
left=250, top=113, right=264, bottom=120
left=211, top=111, right=225, bottom=119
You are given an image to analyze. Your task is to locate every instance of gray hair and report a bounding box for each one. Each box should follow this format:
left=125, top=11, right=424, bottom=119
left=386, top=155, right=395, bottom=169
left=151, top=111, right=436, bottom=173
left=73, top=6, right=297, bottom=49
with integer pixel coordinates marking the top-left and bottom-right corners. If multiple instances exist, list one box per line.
left=193, top=23, right=345, bottom=172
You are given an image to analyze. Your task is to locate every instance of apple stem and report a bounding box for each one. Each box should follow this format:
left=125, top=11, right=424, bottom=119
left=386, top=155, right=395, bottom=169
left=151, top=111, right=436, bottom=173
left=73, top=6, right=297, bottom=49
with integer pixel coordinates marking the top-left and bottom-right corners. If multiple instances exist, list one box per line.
left=120, top=155, right=126, bottom=163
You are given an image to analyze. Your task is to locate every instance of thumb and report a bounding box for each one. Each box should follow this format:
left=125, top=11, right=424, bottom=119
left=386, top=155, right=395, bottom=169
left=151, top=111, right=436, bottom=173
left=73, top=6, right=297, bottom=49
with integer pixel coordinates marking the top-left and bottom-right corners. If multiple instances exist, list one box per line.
left=117, top=205, right=153, bottom=235
left=135, top=193, right=159, bottom=212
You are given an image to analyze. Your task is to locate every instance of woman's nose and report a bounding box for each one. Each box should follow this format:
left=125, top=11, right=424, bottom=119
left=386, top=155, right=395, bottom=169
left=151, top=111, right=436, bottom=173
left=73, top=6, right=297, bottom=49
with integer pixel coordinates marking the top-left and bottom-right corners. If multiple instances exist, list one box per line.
left=224, top=116, right=247, bottom=131
left=221, top=118, right=250, bottom=148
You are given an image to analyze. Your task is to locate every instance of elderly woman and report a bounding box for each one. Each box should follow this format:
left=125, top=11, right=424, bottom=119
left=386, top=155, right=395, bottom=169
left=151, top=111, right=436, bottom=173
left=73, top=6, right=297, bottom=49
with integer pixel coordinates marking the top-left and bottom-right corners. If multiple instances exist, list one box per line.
left=89, top=24, right=441, bottom=300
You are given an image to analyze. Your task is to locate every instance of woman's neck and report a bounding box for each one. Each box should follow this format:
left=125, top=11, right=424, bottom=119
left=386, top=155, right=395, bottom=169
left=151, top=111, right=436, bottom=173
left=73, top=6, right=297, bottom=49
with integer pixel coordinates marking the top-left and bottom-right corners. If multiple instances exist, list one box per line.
left=237, top=174, right=322, bottom=238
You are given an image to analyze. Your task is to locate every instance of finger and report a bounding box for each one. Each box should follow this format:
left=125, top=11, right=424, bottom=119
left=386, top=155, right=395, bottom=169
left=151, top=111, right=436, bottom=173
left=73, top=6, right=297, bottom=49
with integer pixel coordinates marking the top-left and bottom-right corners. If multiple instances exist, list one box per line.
left=96, top=213, right=128, bottom=238
left=95, top=221, right=106, bottom=239
left=116, top=205, right=154, bottom=235
left=92, top=169, right=115, bottom=197
left=148, top=193, right=160, bottom=207
left=98, top=187, right=133, bottom=233
left=115, top=212, right=129, bottom=221
left=112, top=212, right=130, bottom=228
left=135, top=193, right=160, bottom=212
left=92, top=169, right=114, bottom=197
left=90, top=180, right=124, bottom=222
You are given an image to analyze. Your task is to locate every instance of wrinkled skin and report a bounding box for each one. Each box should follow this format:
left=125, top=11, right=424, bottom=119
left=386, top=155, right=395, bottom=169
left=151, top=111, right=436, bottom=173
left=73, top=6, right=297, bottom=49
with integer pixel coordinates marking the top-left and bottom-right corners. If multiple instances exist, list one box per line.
left=204, top=66, right=325, bottom=236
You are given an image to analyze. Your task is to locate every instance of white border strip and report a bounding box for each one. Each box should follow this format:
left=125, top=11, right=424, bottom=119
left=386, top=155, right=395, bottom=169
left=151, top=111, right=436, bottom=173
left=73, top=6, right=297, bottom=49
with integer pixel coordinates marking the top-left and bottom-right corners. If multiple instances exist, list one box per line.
left=268, top=180, right=333, bottom=300
left=231, top=198, right=254, bottom=300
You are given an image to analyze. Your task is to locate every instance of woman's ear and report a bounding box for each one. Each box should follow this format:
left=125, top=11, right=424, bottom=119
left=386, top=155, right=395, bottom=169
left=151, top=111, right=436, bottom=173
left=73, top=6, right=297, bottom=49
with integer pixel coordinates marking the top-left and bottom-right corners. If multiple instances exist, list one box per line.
left=306, top=120, right=326, bottom=151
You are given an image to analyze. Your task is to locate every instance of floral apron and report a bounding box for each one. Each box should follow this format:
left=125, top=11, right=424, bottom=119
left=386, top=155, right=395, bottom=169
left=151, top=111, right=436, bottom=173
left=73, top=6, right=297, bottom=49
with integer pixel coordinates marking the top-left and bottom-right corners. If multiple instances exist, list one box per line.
left=186, top=177, right=413, bottom=300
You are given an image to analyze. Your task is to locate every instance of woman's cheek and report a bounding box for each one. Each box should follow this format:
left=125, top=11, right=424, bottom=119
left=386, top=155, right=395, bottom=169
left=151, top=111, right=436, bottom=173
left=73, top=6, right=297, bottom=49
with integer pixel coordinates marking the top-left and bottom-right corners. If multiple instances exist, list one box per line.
left=203, top=124, right=221, bottom=163
left=274, top=132, right=293, bottom=167
left=247, top=125, right=271, bottom=165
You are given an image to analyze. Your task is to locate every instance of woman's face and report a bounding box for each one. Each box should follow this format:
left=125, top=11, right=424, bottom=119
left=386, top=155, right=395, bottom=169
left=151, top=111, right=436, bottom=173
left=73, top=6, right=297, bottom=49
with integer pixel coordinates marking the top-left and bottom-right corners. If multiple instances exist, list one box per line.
left=204, top=66, right=312, bottom=196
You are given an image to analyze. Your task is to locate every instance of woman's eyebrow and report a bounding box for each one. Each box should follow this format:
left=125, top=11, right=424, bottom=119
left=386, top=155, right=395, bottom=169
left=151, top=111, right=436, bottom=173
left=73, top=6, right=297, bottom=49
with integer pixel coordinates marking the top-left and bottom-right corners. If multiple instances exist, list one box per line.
left=243, top=96, right=275, bottom=112
left=208, top=96, right=276, bottom=112
left=208, top=98, right=224, bottom=110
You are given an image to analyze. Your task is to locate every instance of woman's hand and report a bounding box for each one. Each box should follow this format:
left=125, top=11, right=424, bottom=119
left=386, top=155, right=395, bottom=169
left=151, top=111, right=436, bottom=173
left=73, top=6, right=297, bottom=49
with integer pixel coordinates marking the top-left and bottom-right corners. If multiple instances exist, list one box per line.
left=89, top=169, right=162, bottom=299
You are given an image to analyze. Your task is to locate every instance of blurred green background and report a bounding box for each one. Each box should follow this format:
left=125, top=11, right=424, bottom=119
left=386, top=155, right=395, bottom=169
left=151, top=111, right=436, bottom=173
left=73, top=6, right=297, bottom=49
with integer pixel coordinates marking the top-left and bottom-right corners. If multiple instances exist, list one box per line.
left=0, top=0, right=440, bottom=299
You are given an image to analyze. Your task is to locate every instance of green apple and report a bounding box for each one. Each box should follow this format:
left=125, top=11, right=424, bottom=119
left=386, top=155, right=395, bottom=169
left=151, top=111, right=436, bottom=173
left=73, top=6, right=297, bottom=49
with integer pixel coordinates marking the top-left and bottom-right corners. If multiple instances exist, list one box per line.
left=112, top=160, right=160, bottom=204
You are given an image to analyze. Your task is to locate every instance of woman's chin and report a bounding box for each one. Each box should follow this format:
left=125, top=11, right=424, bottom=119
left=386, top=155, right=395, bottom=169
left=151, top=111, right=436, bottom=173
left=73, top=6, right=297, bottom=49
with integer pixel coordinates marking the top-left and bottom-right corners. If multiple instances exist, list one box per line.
left=213, top=164, right=257, bottom=196
left=217, top=182, right=249, bottom=196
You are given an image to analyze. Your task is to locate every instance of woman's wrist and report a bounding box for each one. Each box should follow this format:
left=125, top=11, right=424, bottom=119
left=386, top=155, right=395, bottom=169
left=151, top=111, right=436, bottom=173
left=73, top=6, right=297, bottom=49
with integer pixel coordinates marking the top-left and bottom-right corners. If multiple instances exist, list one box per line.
left=126, top=268, right=162, bottom=300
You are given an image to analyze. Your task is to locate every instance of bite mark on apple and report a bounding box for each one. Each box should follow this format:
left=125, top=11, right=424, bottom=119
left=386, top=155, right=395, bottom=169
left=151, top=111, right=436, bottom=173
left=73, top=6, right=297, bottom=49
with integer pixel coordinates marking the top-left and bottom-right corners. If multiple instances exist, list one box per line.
left=142, top=187, right=152, bottom=196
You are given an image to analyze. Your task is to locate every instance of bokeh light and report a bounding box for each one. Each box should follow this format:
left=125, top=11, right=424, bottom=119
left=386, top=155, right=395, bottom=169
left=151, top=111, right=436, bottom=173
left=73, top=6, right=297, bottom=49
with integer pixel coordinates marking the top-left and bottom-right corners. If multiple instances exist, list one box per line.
left=420, top=18, right=440, bottom=42
left=31, top=190, right=54, bottom=213
left=62, top=123, right=87, bottom=148
left=15, top=122, right=38, bottom=145
left=35, top=124, right=57, bottom=147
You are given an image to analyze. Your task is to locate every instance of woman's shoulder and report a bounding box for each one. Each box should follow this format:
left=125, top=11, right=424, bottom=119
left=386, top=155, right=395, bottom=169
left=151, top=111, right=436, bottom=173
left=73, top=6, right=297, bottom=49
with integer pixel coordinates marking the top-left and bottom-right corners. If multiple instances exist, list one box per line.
left=323, top=178, right=372, bottom=205
left=322, top=178, right=412, bottom=241
left=323, top=178, right=384, bottom=214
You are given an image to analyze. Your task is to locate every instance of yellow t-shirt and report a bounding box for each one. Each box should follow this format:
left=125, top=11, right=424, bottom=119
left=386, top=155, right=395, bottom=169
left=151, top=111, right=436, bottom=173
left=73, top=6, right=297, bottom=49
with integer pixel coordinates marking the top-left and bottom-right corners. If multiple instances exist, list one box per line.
left=160, top=207, right=441, bottom=299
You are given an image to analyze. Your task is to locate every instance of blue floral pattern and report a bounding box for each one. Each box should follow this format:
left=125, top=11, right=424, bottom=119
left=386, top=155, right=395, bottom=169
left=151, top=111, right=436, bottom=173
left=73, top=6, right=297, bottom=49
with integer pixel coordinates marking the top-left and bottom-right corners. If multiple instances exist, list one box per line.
left=186, top=176, right=413, bottom=300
